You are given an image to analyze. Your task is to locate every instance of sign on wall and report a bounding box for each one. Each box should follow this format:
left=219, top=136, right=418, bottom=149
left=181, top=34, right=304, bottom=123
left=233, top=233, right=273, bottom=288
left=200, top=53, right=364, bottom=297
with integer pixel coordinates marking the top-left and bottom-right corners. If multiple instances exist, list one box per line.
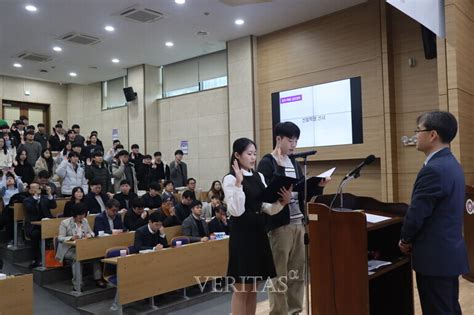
left=387, top=0, right=445, bottom=38
left=180, top=140, right=189, bottom=155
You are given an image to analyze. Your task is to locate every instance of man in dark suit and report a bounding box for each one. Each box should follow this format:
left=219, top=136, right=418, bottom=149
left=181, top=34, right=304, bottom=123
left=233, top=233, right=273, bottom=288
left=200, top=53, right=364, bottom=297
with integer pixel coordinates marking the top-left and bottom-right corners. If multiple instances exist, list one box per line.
left=134, top=211, right=169, bottom=251
left=208, top=206, right=229, bottom=235
left=85, top=179, right=110, bottom=214
left=169, top=149, right=187, bottom=187
left=399, top=111, right=469, bottom=314
left=113, top=180, right=138, bottom=212
left=93, top=198, right=124, bottom=235
left=182, top=200, right=209, bottom=243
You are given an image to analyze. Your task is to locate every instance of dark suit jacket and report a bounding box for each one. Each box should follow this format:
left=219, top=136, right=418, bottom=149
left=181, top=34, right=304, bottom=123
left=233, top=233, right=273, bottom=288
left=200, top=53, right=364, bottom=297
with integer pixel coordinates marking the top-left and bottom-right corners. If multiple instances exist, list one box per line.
left=401, top=148, right=469, bottom=276
left=23, top=195, right=56, bottom=236
left=85, top=192, right=109, bottom=214
left=134, top=224, right=169, bottom=251
left=113, top=192, right=138, bottom=211
left=169, top=161, right=187, bottom=187
left=182, top=214, right=209, bottom=243
left=93, top=212, right=124, bottom=235
left=208, top=217, right=229, bottom=235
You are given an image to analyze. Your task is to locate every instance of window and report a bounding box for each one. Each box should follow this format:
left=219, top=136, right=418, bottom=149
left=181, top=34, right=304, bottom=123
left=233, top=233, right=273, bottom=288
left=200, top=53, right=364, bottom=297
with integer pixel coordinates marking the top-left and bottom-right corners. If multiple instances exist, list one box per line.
left=102, top=76, right=127, bottom=110
left=161, top=50, right=227, bottom=98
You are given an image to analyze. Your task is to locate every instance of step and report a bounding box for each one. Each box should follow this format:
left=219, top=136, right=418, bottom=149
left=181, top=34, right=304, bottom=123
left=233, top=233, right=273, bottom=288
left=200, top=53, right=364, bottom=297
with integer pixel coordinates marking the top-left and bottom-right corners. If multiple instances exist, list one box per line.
left=77, top=284, right=221, bottom=315
left=42, top=277, right=116, bottom=308
left=0, top=243, right=34, bottom=263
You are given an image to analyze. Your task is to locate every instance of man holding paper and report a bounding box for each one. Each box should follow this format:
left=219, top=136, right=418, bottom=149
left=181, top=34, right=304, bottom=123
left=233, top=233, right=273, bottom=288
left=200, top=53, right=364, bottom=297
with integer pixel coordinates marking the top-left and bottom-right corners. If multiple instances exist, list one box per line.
left=257, top=122, right=330, bottom=315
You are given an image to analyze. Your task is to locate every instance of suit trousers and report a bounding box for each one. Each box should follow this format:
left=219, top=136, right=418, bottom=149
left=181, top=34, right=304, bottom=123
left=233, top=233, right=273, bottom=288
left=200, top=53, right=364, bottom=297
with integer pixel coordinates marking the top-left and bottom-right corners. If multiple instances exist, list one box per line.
left=416, top=273, right=462, bottom=315
left=268, top=224, right=305, bottom=315
left=64, top=248, right=102, bottom=291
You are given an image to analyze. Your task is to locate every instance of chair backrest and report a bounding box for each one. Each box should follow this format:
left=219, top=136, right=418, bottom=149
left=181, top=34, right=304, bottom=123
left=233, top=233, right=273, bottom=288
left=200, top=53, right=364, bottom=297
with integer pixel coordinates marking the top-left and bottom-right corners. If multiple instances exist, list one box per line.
left=103, top=246, right=129, bottom=278
left=170, top=236, right=190, bottom=248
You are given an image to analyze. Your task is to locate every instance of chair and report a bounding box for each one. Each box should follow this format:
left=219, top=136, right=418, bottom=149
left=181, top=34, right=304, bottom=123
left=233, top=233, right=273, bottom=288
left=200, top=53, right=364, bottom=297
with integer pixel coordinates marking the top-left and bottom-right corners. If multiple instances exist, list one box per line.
left=103, top=246, right=129, bottom=286
left=170, top=236, right=190, bottom=247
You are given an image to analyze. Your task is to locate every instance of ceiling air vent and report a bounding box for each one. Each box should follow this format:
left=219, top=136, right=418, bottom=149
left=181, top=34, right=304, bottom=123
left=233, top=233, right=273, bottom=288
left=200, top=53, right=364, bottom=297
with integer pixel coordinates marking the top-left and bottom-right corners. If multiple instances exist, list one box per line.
left=16, top=52, right=52, bottom=62
left=119, top=6, right=164, bottom=23
left=59, top=32, right=101, bottom=46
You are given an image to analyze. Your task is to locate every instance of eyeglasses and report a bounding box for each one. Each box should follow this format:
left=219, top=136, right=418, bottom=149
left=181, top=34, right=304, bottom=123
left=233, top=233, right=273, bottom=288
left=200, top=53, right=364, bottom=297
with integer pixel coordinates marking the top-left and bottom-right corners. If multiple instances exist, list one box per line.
left=414, top=128, right=434, bottom=134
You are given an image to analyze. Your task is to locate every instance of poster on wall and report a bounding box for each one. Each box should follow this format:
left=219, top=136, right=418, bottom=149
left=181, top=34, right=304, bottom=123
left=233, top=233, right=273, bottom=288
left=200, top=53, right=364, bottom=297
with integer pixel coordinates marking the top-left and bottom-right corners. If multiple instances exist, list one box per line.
left=387, top=0, right=445, bottom=37
left=112, top=128, right=119, bottom=141
left=180, top=140, right=189, bottom=155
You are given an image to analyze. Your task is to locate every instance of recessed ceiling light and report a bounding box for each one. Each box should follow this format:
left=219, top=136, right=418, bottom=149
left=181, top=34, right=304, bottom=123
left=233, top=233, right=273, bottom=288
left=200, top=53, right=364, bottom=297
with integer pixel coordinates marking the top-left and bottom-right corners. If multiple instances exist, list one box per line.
left=105, top=25, right=115, bottom=32
left=13, top=63, right=22, bottom=68
left=235, top=19, right=245, bottom=25
left=175, top=0, right=186, bottom=4
left=53, top=46, right=62, bottom=52
left=69, top=72, right=77, bottom=77
left=165, top=41, right=174, bottom=47
left=25, top=5, right=37, bottom=12
left=112, top=58, right=120, bottom=63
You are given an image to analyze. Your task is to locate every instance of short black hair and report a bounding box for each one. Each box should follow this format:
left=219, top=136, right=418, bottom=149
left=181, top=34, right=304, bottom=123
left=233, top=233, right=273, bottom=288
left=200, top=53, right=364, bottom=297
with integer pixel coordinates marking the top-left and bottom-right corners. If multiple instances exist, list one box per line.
left=120, top=179, right=131, bottom=186
left=91, top=131, right=98, bottom=135
left=149, top=182, right=161, bottom=191
left=72, top=124, right=80, bottom=129
left=417, top=111, right=458, bottom=144
left=113, top=139, right=121, bottom=144
left=16, top=120, right=25, bottom=125
left=20, top=115, right=28, bottom=121
left=37, top=123, right=45, bottom=128
left=72, top=142, right=82, bottom=148
left=154, top=151, right=162, bottom=157
left=90, top=178, right=102, bottom=186
left=131, top=144, right=139, bottom=149
left=186, top=178, right=196, bottom=185
left=71, top=203, right=87, bottom=217
left=215, top=205, right=227, bottom=214
left=67, top=130, right=75, bottom=135
left=274, top=121, right=300, bottom=140
left=25, top=130, right=34, bottom=136
left=26, top=125, right=35, bottom=131
left=106, top=198, right=120, bottom=209
left=182, top=190, right=194, bottom=200
left=191, top=200, right=202, bottom=208
left=149, top=211, right=164, bottom=223
left=68, top=151, right=80, bottom=159
left=132, top=197, right=144, bottom=208
left=37, top=170, right=50, bottom=179
left=163, top=180, right=173, bottom=187
left=93, top=151, right=104, bottom=157
left=116, top=150, right=129, bottom=157
left=55, top=123, right=63, bottom=128
left=174, top=149, right=184, bottom=156
left=143, top=154, right=152, bottom=160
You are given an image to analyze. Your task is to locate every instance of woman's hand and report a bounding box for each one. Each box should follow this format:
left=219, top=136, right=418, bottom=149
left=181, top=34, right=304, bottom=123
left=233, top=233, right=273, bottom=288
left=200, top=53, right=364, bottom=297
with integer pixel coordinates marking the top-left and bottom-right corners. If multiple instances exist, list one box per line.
left=232, top=160, right=243, bottom=187
left=278, top=185, right=293, bottom=205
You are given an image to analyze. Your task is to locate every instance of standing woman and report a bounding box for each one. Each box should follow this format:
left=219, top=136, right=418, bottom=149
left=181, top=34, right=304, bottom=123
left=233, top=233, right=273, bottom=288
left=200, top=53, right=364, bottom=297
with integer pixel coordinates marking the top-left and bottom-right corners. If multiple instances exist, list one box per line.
left=13, top=149, right=35, bottom=184
left=0, top=136, right=15, bottom=169
left=223, top=138, right=292, bottom=315
left=34, top=148, right=55, bottom=178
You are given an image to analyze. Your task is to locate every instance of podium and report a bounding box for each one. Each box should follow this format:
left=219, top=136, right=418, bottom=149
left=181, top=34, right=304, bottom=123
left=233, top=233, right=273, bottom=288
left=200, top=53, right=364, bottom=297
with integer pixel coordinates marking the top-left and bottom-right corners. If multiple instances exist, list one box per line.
left=463, top=185, right=474, bottom=282
left=308, top=194, right=413, bottom=315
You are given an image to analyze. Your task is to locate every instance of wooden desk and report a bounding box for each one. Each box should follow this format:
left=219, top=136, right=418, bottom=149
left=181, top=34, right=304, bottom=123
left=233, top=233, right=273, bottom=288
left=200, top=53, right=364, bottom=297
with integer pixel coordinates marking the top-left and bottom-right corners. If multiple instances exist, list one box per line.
left=12, top=199, right=68, bottom=248
left=66, top=232, right=135, bottom=261
left=0, top=274, right=33, bottom=315
left=110, top=239, right=228, bottom=307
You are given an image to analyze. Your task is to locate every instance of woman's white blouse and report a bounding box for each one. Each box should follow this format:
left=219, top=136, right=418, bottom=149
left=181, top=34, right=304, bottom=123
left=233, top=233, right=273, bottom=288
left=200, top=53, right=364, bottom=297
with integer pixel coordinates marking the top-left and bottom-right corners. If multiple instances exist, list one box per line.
left=223, top=170, right=284, bottom=217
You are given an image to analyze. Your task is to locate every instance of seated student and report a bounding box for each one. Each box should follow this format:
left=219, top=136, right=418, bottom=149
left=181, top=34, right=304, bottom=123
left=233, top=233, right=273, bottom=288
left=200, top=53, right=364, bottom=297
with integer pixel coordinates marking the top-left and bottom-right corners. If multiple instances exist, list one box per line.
left=85, top=151, right=112, bottom=193
left=208, top=206, right=230, bottom=235
left=56, top=203, right=105, bottom=291
left=161, top=180, right=176, bottom=205
left=85, top=179, right=110, bottom=214
left=113, top=180, right=138, bottom=212
left=157, top=194, right=182, bottom=227
left=207, top=180, right=225, bottom=202
left=24, top=182, right=56, bottom=268
left=182, top=200, right=209, bottom=243
left=175, top=190, right=194, bottom=222
left=37, top=170, right=58, bottom=197
left=183, top=178, right=197, bottom=200
left=0, top=171, right=24, bottom=245
left=134, top=211, right=169, bottom=251
left=202, top=195, right=223, bottom=220
left=141, top=182, right=162, bottom=210
left=93, top=198, right=124, bottom=235
left=63, top=187, right=85, bottom=217
left=124, top=197, right=149, bottom=231
left=136, top=154, right=154, bottom=191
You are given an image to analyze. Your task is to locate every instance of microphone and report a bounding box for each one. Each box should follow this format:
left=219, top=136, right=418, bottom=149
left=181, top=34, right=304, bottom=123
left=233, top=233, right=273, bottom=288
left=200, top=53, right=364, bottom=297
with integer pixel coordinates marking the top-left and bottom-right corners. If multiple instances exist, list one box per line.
left=344, top=154, right=376, bottom=179
left=289, top=150, right=317, bottom=159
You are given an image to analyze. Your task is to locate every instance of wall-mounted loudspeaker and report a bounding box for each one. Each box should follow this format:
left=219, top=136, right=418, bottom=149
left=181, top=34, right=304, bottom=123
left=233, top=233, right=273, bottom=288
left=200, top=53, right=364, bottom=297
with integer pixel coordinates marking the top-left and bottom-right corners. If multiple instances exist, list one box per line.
left=123, top=87, right=137, bottom=102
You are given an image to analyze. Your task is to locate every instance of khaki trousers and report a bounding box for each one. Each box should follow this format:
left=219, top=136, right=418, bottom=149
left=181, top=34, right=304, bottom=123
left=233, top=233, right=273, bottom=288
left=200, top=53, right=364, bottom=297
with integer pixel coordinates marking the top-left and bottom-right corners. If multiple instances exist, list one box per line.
left=268, top=224, right=305, bottom=315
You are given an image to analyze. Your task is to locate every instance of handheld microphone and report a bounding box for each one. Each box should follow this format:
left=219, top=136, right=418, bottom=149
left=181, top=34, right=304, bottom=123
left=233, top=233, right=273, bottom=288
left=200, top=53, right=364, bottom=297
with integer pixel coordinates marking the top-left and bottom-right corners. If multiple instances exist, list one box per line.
left=344, top=154, right=376, bottom=179
left=289, top=150, right=317, bottom=159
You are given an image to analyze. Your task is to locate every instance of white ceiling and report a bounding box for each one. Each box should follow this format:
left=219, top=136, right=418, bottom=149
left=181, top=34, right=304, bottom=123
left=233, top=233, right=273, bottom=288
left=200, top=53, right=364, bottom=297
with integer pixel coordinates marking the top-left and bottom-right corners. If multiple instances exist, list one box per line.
left=0, top=0, right=366, bottom=85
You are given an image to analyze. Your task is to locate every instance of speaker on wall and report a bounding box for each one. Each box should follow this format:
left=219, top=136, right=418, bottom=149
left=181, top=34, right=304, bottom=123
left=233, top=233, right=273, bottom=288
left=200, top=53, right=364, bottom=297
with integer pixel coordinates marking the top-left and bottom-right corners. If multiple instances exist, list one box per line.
left=123, top=87, right=137, bottom=102
left=421, top=25, right=437, bottom=60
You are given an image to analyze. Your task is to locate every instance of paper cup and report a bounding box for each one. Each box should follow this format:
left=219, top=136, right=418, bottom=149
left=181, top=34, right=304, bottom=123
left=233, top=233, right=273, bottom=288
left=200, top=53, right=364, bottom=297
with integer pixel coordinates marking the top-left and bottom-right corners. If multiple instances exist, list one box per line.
left=98, top=231, right=105, bottom=237
left=120, top=249, right=127, bottom=257
left=176, top=240, right=182, bottom=247
left=0, top=273, right=7, bottom=280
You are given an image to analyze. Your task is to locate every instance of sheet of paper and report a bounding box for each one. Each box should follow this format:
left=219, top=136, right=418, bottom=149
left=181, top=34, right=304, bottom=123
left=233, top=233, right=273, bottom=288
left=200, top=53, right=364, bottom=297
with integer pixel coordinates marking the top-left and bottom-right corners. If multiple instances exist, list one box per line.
left=316, top=167, right=336, bottom=178
left=366, top=213, right=391, bottom=224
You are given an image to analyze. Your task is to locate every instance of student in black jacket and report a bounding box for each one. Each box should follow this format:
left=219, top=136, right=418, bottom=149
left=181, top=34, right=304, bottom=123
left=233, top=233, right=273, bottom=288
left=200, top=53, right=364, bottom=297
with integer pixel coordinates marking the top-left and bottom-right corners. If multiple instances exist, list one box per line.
left=136, top=154, right=154, bottom=191
left=24, top=182, right=56, bottom=268
left=175, top=190, right=194, bottom=221
left=113, top=180, right=138, bottom=212
left=157, top=194, right=182, bottom=227
left=63, top=187, right=85, bottom=217
left=141, top=182, right=162, bottom=210
left=208, top=205, right=229, bottom=235
left=85, top=151, right=112, bottom=193
left=85, top=179, right=110, bottom=214
left=134, top=211, right=168, bottom=251
left=14, top=150, right=35, bottom=184
left=124, top=198, right=149, bottom=231
left=151, top=151, right=170, bottom=182
left=93, top=199, right=124, bottom=235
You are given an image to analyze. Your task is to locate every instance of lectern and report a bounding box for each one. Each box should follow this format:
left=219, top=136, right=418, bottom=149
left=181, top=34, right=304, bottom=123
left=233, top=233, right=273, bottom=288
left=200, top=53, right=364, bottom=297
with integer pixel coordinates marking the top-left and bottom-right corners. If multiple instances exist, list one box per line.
left=308, top=194, right=413, bottom=315
left=463, top=185, right=474, bottom=282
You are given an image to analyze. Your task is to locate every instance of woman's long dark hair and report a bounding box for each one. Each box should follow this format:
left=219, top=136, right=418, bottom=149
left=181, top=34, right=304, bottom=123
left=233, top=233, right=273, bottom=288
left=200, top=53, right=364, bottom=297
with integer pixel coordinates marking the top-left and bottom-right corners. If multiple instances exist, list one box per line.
left=16, top=149, right=29, bottom=166
left=62, top=141, right=72, bottom=156
left=229, top=137, right=257, bottom=172
left=70, top=186, right=85, bottom=203
left=0, top=134, right=8, bottom=155
left=42, top=148, right=54, bottom=177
